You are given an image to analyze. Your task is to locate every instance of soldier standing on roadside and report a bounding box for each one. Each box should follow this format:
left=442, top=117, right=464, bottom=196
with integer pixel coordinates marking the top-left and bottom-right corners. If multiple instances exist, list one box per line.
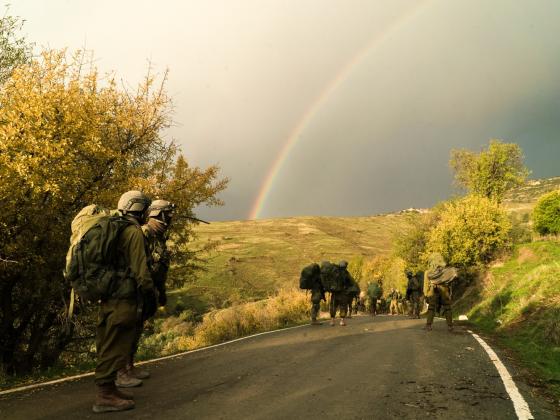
left=93, top=191, right=156, bottom=413
left=406, top=270, right=423, bottom=319
left=389, top=288, right=399, bottom=315
left=311, top=264, right=325, bottom=325
left=327, top=261, right=352, bottom=326
left=424, top=253, right=458, bottom=332
left=123, top=200, right=175, bottom=384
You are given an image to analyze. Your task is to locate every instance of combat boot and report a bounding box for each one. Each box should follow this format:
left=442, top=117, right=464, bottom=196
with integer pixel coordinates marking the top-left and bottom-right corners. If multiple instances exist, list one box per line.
left=339, top=318, right=346, bottom=326
left=116, top=368, right=143, bottom=388
left=92, top=383, right=135, bottom=413
left=423, top=324, right=432, bottom=331
left=310, top=319, right=322, bottom=325
left=127, top=363, right=150, bottom=379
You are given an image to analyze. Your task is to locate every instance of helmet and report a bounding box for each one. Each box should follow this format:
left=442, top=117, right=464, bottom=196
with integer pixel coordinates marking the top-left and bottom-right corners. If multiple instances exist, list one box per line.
left=117, top=190, right=151, bottom=214
left=405, top=269, right=413, bottom=278
left=148, top=199, right=175, bottom=218
left=338, top=260, right=348, bottom=269
left=428, top=253, right=447, bottom=271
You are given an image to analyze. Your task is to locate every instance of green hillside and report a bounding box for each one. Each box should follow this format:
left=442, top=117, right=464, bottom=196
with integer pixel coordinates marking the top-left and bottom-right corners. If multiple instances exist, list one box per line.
left=176, top=176, right=560, bottom=316
left=175, top=214, right=411, bottom=313
left=455, top=241, right=560, bottom=395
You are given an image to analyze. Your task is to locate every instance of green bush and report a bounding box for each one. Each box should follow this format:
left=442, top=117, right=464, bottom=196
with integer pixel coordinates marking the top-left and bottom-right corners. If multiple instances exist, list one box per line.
left=533, top=191, right=560, bottom=236
left=425, top=195, right=511, bottom=268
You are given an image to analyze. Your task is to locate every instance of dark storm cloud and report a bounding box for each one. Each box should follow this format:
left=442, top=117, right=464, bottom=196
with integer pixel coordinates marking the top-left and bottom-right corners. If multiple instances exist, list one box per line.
left=11, top=0, right=560, bottom=220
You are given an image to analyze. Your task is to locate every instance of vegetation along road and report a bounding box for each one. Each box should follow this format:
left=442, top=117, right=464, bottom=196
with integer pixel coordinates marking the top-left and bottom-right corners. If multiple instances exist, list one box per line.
left=1, top=316, right=556, bottom=419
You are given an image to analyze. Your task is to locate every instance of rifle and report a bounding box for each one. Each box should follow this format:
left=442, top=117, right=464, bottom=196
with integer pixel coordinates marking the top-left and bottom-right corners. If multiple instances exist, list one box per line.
left=187, top=216, right=210, bottom=225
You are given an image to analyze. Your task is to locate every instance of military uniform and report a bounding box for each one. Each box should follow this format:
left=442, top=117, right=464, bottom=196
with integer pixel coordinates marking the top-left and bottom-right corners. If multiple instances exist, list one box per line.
left=406, top=272, right=423, bottom=319
left=310, top=285, right=324, bottom=323
left=329, top=291, right=349, bottom=319
left=389, top=289, right=400, bottom=315
left=124, top=224, right=170, bottom=373
left=425, top=254, right=457, bottom=331
left=95, top=220, right=153, bottom=386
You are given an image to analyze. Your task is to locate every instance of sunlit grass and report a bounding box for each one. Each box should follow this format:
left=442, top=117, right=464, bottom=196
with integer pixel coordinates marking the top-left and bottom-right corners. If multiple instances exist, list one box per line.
left=465, top=241, right=560, bottom=395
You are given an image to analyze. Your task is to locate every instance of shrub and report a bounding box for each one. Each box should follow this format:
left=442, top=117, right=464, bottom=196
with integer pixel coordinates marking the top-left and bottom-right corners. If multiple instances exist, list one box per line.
left=140, top=289, right=309, bottom=355
left=533, top=191, right=560, bottom=236
left=425, top=195, right=511, bottom=268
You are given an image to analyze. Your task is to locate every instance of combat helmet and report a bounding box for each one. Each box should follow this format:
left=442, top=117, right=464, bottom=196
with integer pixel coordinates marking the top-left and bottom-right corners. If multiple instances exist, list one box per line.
left=117, top=190, right=151, bottom=220
left=427, top=253, right=446, bottom=271
left=338, top=260, right=348, bottom=269
left=148, top=199, right=175, bottom=217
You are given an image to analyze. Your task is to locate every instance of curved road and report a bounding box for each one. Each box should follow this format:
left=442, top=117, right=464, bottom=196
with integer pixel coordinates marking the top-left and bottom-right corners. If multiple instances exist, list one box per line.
left=0, top=316, right=556, bottom=419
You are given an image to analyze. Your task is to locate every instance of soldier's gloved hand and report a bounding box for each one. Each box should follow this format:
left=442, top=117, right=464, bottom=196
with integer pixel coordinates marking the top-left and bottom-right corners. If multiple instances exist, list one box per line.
left=143, top=288, right=158, bottom=319
left=158, top=290, right=167, bottom=307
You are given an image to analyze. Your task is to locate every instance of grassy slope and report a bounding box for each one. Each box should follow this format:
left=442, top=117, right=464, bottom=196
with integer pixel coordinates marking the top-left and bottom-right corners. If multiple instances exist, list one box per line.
left=455, top=241, right=560, bottom=396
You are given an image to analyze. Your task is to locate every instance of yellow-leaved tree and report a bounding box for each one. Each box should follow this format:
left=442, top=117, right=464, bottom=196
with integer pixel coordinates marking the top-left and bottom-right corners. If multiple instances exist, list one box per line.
left=0, top=50, right=228, bottom=376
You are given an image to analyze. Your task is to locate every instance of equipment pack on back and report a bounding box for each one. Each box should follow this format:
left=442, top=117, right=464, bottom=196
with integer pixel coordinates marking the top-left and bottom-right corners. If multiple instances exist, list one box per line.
left=320, top=262, right=346, bottom=292
left=300, top=263, right=321, bottom=290
left=367, top=282, right=382, bottom=299
left=64, top=204, right=132, bottom=302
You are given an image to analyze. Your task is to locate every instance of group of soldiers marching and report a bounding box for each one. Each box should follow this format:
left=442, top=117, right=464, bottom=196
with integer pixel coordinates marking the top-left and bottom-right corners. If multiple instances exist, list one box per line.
left=301, top=253, right=458, bottom=331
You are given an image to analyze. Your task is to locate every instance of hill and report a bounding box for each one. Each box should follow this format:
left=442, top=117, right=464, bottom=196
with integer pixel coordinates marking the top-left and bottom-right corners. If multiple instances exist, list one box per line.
left=455, top=241, right=560, bottom=397
left=179, top=176, right=560, bottom=315
left=177, top=214, right=411, bottom=314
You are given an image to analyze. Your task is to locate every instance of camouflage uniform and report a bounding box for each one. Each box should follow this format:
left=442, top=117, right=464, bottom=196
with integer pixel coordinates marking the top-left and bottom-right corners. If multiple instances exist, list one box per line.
left=95, top=219, right=153, bottom=386
left=425, top=254, right=457, bottom=330
left=406, top=272, right=423, bottom=319
left=310, top=283, right=325, bottom=322
left=127, top=225, right=170, bottom=367
left=389, top=289, right=399, bottom=315
left=329, top=291, right=349, bottom=319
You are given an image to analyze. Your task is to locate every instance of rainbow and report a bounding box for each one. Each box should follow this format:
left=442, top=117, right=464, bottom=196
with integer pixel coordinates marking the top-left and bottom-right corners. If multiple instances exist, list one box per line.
left=249, top=0, right=433, bottom=220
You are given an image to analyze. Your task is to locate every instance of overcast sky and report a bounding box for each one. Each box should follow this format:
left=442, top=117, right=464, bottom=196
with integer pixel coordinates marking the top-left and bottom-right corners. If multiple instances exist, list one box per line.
left=11, top=0, right=560, bottom=220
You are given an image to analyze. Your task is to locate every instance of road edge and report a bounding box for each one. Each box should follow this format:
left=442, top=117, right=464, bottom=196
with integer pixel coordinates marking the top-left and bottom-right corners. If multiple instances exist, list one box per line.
left=468, top=329, right=534, bottom=420
left=0, top=322, right=311, bottom=397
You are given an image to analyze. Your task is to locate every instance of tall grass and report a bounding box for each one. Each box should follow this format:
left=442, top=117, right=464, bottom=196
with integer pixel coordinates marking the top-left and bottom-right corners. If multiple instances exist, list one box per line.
left=138, top=288, right=309, bottom=357
left=464, top=241, right=560, bottom=395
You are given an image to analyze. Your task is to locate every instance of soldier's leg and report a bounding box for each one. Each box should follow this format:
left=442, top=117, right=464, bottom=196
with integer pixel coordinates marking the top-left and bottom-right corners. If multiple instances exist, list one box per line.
left=425, top=285, right=437, bottom=328
left=329, top=294, right=336, bottom=325
left=337, top=293, right=348, bottom=325
left=94, top=300, right=137, bottom=412
left=311, top=291, right=322, bottom=324
left=440, top=285, right=453, bottom=329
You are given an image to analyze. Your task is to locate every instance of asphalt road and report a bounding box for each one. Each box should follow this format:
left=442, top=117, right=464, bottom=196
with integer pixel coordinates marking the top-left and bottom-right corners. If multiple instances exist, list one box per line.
left=0, top=316, right=556, bottom=419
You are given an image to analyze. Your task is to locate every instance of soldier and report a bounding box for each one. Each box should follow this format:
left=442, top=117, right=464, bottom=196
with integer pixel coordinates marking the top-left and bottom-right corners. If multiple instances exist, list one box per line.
left=406, top=270, right=422, bottom=319
left=424, top=253, right=458, bottom=332
left=367, top=279, right=382, bottom=316
left=310, top=264, right=325, bottom=325
left=328, top=261, right=352, bottom=326
left=123, top=199, right=175, bottom=383
left=346, top=276, right=360, bottom=318
left=93, top=191, right=156, bottom=413
left=389, top=288, right=399, bottom=315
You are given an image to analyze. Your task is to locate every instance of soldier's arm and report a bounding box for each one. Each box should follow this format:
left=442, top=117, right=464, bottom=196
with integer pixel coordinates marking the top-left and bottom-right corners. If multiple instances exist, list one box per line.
left=124, top=226, right=154, bottom=291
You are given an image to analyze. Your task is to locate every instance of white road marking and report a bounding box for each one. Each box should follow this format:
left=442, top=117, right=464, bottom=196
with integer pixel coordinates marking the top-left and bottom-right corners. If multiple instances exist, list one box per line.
left=0, top=323, right=310, bottom=396
left=468, top=330, right=534, bottom=420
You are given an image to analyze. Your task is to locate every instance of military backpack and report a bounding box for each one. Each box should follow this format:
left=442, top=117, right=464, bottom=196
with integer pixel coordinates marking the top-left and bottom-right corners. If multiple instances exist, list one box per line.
left=320, top=262, right=346, bottom=292
left=367, top=283, right=382, bottom=299
left=64, top=204, right=132, bottom=302
left=299, top=263, right=320, bottom=290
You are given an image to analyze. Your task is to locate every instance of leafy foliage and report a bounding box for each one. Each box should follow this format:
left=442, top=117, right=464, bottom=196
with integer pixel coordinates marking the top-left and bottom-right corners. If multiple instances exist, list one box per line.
left=0, top=50, right=227, bottom=375
left=425, top=195, right=511, bottom=268
left=450, top=140, right=529, bottom=202
left=0, top=9, right=32, bottom=85
left=532, top=191, right=560, bottom=236
left=393, top=212, right=440, bottom=272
